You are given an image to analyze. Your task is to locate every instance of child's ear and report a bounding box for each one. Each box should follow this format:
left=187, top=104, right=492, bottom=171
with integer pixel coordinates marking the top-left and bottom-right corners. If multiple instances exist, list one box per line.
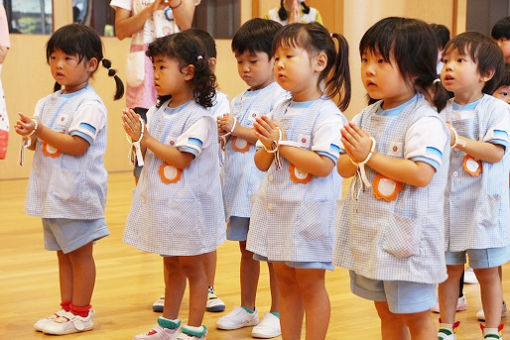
left=481, top=68, right=496, bottom=82
left=183, top=64, right=195, bottom=80
left=314, top=51, right=327, bottom=73
left=87, top=57, right=99, bottom=73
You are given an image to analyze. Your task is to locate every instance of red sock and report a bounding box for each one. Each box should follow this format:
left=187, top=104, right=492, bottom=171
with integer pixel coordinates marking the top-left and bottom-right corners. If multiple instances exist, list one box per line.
left=69, top=304, right=91, bottom=317
left=60, top=300, right=71, bottom=312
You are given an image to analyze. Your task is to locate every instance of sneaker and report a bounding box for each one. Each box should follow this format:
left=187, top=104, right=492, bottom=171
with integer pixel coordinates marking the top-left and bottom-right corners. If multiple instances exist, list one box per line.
left=216, top=306, right=258, bottom=330
left=251, top=313, right=281, bottom=338
left=477, top=301, right=507, bottom=321
left=431, top=295, right=468, bottom=313
left=206, top=287, right=225, bottom=312
left=464, top=267, right=478, bottom=284
left=41, top=310, right=94, bottom=335
left=480, top=323, right=504, bottom=339
left=176, top=325, right=207, bottom=340
left=153, top=295, right=165, bottom=313
left=34, top=309, right=66, bottom=332
left=133, top=325, right=179, bottom=340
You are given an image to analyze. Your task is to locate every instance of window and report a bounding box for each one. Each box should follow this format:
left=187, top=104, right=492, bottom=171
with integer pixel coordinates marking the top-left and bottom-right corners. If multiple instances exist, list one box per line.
left=72, top=0, right=115, bottom=36
left=193, top=0, right=240, bottom=39
left=3, top=0, right=53, bottom=34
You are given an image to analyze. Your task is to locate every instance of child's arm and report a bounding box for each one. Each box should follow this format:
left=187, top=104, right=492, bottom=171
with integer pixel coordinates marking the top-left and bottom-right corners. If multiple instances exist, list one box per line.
left=217, top=113, right=258, bottom=144
left=279, top=146, right=335, bottom=176
left=343, top=122, right=443, bottom=187
left=15, top=113, right=90, bottom=156
left=451, top=136, right=504, bottom=163
left=337, top=153, right=358, bottom=178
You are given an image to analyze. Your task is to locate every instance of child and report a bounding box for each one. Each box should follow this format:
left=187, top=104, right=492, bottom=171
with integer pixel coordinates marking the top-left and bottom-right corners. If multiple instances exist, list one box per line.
left=216, top=18, right=286, bottom=339
left=150, top=27, right=228, bottom=315
left=334, top=17, right=450, bottom=340
left=123, top=31, right=225, bottom=340
left=245, top=22, right=350, bottom=340
left=14, top=24, right=123, bottom=335
left=492, top=17, right=510, bottom=64
left=265, top=0, right=322, bottom=26
left=438, top=32, right=510, bottom=340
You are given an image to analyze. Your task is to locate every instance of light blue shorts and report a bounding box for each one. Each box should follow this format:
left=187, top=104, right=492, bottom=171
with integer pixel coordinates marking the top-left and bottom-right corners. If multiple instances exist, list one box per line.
left=253, top=254, right=334, bottom=270
left=226, top=216, right=250, bottom=241
left=445, top=245, right=510, bottom=268
left=349, top=271, right=437, bottom=314
left=43, top=218, right=109, bottom=254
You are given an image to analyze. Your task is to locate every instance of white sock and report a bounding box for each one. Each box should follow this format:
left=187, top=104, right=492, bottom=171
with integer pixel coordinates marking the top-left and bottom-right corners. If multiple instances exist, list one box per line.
left=439, top=323, right=454, bottom=332
left=483, top=327, right=500, bottom=338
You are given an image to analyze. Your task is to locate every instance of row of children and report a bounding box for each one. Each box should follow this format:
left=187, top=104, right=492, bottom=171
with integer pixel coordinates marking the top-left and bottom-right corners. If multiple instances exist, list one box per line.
left=13, top=14, right=510, bottom=340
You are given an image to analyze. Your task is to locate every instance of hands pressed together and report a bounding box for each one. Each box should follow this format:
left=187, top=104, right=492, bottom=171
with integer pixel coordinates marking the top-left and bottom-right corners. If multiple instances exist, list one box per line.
left=341, top=122, right=374, bottom=163
left=122, top=108, right=145, bottom=143
left=14, top=113, right=38, bottom=137
left=253, top=115, right=285, bottom=151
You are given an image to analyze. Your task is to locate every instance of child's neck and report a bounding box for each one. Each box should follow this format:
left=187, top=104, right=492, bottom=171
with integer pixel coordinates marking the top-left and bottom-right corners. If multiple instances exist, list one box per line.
left=169, top=87, right=194, bottom=108
left=62, top=82, right=88, bottom=94
left=292, top=85, right=322, bottom=102
left=250, top=78, right=273, bottom=91
left=453, top=90, right=483, bottom=106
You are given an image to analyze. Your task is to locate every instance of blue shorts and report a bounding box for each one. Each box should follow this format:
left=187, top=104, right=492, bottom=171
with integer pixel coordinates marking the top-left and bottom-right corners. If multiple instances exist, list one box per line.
left=349, top=271, right=437, bottom=314
left=43, top=218, right=109, bottom=254
left=226, top=216, right=250, bottom=241
left=253, top=254, right=334, bottom=270
left=445, top=245, right=510, bottom=268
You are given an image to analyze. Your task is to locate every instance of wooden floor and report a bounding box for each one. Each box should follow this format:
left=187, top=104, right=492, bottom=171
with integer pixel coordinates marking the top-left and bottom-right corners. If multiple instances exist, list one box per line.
left=0, top=172, right=508, bottom=339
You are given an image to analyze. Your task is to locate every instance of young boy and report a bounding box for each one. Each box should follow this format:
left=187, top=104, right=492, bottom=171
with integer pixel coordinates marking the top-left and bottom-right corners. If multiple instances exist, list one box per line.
left=492, top=17, right=510, bottom=63
left=151, top=27, right=229, bottom=314
left=216, top=18, right=287, bottom=339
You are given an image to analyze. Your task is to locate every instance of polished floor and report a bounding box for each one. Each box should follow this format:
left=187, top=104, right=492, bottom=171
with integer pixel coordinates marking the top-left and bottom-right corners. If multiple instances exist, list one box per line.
left=0, top=172, right=507, bottom=339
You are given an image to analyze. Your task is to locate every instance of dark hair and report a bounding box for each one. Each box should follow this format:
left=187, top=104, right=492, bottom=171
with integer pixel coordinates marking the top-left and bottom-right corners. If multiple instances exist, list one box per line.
left=273, top=22, right=351, bottom=111
left=360, top=17, right=448, bottom=112
left=278, top=0, right=310, bottom=22
left=183, top=28, right=217, bottom=59
left=430, top=23, right=450, bottom=50
left=232, top=18, right=282, bottom=58
left=492, top=16, right=510, bottom=40
left=147, top=32, right=216, bottom=108
left=443, top=32, right=504, bottom=94
left=46, top=24, right=124, bottom=100
left=497, top=63, right=510, bottom=88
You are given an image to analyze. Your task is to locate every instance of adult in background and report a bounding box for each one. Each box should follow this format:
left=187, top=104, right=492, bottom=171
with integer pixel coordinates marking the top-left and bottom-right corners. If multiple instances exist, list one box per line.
left=110, top=0, right=198, bottom=182
left=264, top=0, right=322, bottom=26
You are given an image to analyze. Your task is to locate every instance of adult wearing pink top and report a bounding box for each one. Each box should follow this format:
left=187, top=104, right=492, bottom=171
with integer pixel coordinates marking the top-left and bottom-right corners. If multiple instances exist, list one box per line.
left=0, top=4, right=10, bottom=159
left=110, top=0, right=197, bottom=181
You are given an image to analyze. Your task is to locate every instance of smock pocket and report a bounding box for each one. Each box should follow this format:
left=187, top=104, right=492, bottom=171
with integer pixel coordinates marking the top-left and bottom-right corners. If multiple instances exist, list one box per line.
left=479, top=195, right=501, bottom=229
left=126, top=50, right=145, bottom=87
left=297, top=200, right=335, bottom=240
left=50, top=168, right=83, bottom=202
left=381, top=213, right=421, bottom=258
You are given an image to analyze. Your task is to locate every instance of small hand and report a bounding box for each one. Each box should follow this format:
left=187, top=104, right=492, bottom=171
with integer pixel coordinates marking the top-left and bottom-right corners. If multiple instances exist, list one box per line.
left=122, top=108, right=144, bottom=142
left=14, top=112, right=37, bottom=136
left=150, top=0, right=168, bottom=13
left=217, top=113, right=236, bottom=133
left=254, top=115, right=285, bottom=150
left=341, top=123, right=373, bottom=163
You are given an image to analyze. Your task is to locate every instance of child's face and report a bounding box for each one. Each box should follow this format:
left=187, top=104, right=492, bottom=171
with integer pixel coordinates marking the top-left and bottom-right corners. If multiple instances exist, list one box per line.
left=274, top=44, right=321, bottom=98
left=493, top=85, right=510, bottom=104
left=49, top=49, right=96, bottom=94
left=360, top=49, right=414, bottom=109
left=495, top=37, right=510, bottom=63
left=152, top=55, right=190, bottom=96
left=235, top=50, right=274, bottom=90
left=440, top=47, right=487, bottom=98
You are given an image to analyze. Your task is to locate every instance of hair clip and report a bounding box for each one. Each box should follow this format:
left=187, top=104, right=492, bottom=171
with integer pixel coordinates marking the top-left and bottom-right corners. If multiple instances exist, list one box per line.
left=197, top=55, right=203, bottom=60
left=433, top=78, right=441, bottom=85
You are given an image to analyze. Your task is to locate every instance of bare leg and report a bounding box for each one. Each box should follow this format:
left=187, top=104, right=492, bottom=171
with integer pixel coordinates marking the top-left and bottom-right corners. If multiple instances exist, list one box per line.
left=273, top=263, right=304, bottom=340
left=203, top=250, right=217, bottom=287
left=402, top=310, right=436, bottom=340
left=374, top=301, right=409, bottom=340
left=163, top=257, right=186, bottom=320
left=67, top=242, right=95, bottom=306
left=239, top=241, right=259, bottom=310
left=268, top=263, right=279, bottom=313
left=438, top=265, right=464, bottom=324
left=475, top=267, right=502, bottom=328
left=180, top=254, right=208, bottom=326
left=295, top=268, right=329, bottom=340
left=57, top=250, right=73, bottom=303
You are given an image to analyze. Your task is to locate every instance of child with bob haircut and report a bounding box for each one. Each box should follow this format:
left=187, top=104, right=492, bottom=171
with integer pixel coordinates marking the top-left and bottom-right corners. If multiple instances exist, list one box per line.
left=246, top=22, right=350, bottom=340
left=334, top=17, right=450, bottom=340
left=216, top=18, right=287, bottom=339
left=438, top=32, right=510, bottom=340
left=492, top=17, right=510, bottom=64
left=123, top=32, right=225, bottom=340
left=14, top=23, right=123, bottom=335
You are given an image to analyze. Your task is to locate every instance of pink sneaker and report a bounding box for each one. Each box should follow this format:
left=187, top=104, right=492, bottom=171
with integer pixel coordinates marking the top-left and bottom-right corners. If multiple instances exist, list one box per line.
left=133, top=325, right=179, bottom=340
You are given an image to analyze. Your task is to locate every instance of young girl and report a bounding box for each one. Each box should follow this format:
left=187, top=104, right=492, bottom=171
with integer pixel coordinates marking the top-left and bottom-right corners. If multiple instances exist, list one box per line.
left=122, top=32, right=225, bottom=340
left=334, top=17, right=450, bottom=340
left=14, top=24, right=123, bottom=335
left=437, top=32, right=510, bottom=340
left=246, top=22, right=350, bottom=340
